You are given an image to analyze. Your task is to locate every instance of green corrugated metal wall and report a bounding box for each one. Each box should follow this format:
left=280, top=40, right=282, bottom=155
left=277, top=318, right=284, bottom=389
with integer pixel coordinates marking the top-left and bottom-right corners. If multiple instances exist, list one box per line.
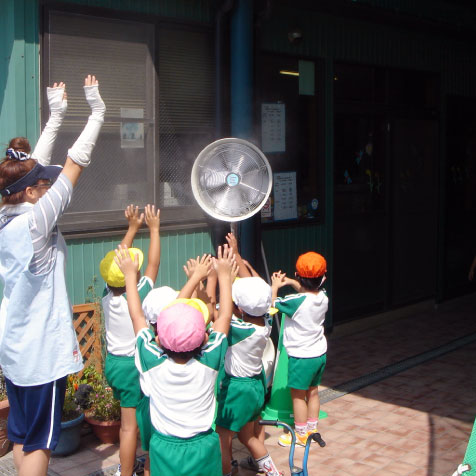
left=262, top=225, right=328, bottom=278
left=66, top=228, right=214, bottom=304
left=0, top=0, right=40, bottom=149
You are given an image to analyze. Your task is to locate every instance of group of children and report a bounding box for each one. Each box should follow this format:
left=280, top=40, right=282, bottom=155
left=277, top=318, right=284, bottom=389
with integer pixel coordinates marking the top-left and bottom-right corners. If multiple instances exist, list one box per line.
left=99, top=208, right=330, bottom=476
left=0, top=74, right=328, bottom=476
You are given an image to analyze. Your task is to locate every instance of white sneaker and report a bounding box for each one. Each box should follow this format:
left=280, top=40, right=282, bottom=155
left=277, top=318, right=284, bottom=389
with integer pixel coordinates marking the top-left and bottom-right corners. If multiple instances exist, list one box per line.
left=113, top=465, right=137, bottom=476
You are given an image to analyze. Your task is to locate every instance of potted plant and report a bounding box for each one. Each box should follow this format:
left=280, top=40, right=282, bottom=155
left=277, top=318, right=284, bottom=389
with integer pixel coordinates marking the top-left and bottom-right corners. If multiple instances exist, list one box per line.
left=52, top=374, right=85, bottom=456
left=82, top=366, right=121, bottom=444
left=0, top=369, right=10, bottom=457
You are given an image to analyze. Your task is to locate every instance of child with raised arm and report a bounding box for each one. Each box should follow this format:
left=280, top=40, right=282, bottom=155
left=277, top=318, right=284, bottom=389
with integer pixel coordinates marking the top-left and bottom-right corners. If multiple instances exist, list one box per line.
left=215, top=276, right=283, bottom=476
left=115, top=245, right=237, bottom=476
left=0, top=75, right=104, bottom=476
left=271, top=251, right=328, bottom=448
left=99, top=204, right=160, bottom=476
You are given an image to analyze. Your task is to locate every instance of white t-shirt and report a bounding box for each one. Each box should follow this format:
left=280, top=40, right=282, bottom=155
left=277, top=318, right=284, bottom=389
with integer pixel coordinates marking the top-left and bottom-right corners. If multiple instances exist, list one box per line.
left=224, top=315, right=273, bottom=377
left=102, top=276, right=153, bottom=356
left=275, top=291, right=328, bottom=358
left=135, top=327, right=228, bottom=438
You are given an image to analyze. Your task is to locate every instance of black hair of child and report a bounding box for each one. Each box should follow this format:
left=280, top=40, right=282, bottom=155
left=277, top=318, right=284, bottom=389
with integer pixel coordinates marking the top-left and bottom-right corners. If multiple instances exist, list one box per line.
left=107, top=284, right=126, bottom=294
left=161, top=343, right=203, bottom=361
left=296, top=274, right=325, bottom=292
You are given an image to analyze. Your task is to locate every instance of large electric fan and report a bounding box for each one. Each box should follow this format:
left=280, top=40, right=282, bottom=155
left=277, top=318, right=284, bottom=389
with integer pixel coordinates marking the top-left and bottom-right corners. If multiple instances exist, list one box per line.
left=191, top=138, right=272, bottom=222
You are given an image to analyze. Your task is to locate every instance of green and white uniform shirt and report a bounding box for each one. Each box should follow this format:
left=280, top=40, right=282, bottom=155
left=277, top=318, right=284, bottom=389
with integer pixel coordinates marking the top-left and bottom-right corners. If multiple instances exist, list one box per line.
left=102, top=276, right=153, bottom=356
left=225, top=315, right=273, bottom=377
left=275, top=291, right=328, bottom=358
left=135, top=328, right=228, bottom=438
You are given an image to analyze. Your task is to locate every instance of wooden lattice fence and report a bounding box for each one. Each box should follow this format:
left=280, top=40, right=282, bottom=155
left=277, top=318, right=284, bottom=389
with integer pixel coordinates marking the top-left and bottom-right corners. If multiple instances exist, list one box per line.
left=72, top=303, right=103, bottom=376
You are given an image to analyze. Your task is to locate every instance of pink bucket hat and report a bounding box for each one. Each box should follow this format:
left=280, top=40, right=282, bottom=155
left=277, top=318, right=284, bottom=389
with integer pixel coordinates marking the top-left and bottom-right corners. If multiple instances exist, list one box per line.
left=156, top=300, right=206, bottom=352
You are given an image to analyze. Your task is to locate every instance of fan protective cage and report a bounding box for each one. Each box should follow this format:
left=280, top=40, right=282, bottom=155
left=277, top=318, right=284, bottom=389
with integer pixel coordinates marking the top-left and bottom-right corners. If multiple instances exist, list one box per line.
left=191, top=138, right=273, bottom=222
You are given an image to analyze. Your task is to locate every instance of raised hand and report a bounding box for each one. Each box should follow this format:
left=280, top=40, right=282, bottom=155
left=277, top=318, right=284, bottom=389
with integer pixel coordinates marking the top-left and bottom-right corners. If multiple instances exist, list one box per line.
left=213, top=244, right=236, bottom=277
left=183, top=257, right=198, bottom=278
left=84, top=74, right=98, bottom=87
left=225, top=232, right=239, bottom=254
left=271, top=270, right=287, bottom=289
left=114, top=245, right=140, bottom=278
left=144, top=204, right=160, bottom=231
left=83, top=74, right=106, bottom=115
left=125, top=204, right=144, bottom=230
left=192, top=254, right=213, bottom=282
left=47, top=81, right=67, bottom=116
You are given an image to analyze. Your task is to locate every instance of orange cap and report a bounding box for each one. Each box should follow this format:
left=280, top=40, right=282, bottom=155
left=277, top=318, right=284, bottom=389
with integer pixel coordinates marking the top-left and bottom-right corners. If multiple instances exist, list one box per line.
left=296, top=252, right=327, bottom=278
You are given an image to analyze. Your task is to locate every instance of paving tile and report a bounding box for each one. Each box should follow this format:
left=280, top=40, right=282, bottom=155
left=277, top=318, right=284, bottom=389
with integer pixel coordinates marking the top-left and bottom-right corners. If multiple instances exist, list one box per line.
left=399, top=451, right=428, bottom=468
left=432, top=458, right=461, bottom=476
left=407, top=469, right=429, bottom=476
left=377, top=444, right=408, bottom=460
left=380, top=460, right=419, bottom=475
left=362, top=452, right=392, bottom=468
left=353, top=439, right=387, bottom=452
left=319, top=456, right=355, bottom=470
left=368, top=468, right=401, bottom=476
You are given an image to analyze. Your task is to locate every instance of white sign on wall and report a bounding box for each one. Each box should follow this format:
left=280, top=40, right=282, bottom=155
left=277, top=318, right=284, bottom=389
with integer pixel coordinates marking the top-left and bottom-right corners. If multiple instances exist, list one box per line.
left=261, top=103, right=285, bottom=153
left=274, top=171, right=297, bottom=221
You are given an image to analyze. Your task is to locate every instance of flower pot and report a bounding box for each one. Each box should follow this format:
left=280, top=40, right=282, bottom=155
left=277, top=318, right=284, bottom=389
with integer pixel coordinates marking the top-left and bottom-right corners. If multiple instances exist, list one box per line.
left=0, top=399, right=9, bottom=421
left=0, top=426, right=10, bottom=457
left=0, top=399, right=10, bottom=457
left=85, top=415, right=120, bottom=444
left=52, top=413, right=84, bottom=456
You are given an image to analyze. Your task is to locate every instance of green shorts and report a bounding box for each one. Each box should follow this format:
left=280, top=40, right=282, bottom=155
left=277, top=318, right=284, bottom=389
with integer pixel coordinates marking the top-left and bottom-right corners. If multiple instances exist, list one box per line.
left=287, top=354, right=327, bottom=390
left=105, top=353, right=142, bottom=407
left=215, top=373, right=266, bottom=433
left=150, top=428, right=222, bottom=476
left=136, top=396, right=152, bottom=451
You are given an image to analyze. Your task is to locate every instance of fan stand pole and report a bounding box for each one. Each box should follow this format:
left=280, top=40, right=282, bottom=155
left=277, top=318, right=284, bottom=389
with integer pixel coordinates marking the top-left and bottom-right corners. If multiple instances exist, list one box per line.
left=230, top=222, right=239, bottom=237
left=261, top=240, right=270, bottom=284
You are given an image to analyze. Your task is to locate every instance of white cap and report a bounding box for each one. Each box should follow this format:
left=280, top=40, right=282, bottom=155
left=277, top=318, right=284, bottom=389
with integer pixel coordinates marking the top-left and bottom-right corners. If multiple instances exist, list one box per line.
left=232, top=277, right=272, bottom=317
left=142, top=286, right=179, bottom=325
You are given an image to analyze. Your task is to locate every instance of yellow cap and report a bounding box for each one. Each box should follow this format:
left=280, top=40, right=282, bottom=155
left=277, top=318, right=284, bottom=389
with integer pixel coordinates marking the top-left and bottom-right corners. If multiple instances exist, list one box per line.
left=99, top=248, right=144, bottom=288
left=163, top=297, right=210, bottom=324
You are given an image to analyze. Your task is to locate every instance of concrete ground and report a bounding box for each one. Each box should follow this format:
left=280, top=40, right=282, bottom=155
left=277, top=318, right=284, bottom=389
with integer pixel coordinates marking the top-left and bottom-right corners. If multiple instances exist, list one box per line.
left=0, top=293, right=475, bottom=476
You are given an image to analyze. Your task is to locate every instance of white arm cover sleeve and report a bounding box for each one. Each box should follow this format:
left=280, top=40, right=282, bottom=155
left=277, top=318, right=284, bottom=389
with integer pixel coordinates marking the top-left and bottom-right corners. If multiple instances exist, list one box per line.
left=31, top=87, right=67, bottom=166
left=67, top=84, right=106, bottom=168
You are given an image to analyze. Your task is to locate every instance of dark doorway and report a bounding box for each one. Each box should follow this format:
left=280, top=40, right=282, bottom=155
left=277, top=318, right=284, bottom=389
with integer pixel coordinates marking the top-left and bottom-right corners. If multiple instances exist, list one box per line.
left=333, top=65, right=439, bottom=322
left=444, top=96, right=476, bottom=298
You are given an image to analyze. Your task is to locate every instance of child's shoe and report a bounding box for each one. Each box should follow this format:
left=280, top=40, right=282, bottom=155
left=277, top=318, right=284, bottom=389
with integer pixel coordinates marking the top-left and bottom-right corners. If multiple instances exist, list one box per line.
left=278, top=431, right=308, bottom=447
left=239, top=455, right=263, bottom=473
left=133, top=457, right=145, bottom=474
left=307, top=428, right=318, bottom=441
left=113, top=463, right=140, bottom=476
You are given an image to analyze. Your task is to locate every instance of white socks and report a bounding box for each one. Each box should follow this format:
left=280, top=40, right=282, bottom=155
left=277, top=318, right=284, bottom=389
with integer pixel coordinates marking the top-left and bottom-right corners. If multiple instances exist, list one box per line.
left=307, top=418, right=318, bottom=432
left=256, top=453, right=280, bottom=476
left=67, top=84, right=105, bottom=167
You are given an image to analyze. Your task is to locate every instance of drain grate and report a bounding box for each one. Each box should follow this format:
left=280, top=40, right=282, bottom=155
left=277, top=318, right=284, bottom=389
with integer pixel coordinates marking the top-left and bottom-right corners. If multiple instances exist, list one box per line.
left=319, top=332, right=476, bottom=404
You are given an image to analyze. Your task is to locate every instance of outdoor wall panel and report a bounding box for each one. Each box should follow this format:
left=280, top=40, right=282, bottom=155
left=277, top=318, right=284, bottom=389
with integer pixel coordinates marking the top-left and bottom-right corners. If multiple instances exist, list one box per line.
left=65, top=228, right=213, bottom=305
left=52, top=0, right=213, bottom=24
left=262, top=225, right=327, bottom=280
left=0, top=0, right=39, bottom=149
left=259, top=5, right=476, bottom=98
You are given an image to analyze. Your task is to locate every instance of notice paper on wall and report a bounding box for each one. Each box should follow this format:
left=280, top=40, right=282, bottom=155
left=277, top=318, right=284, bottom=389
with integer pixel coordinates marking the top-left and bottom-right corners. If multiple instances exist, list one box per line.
left=273, top=171, right=297, bottom=221
left=120, top=108, right=145, bottom=149
left=261, top=103, right=285, bottom=153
